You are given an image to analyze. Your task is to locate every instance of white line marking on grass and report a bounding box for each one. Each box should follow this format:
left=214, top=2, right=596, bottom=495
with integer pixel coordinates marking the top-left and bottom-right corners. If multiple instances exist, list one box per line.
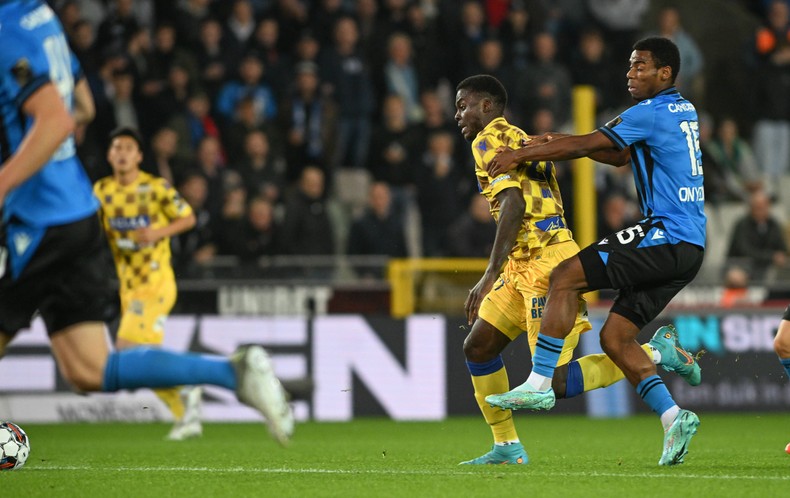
left=28, top=466, right=790, bottom=481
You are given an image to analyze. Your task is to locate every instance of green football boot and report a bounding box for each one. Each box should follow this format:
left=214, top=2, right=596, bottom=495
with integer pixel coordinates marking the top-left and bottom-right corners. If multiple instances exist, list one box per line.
left=485, top=387, right=556, bottom=411
left=649, top=325, right=702, bottom=386
left=459, top=443, right=529, bottom=465
left=659, top=409, right=700, bottom=466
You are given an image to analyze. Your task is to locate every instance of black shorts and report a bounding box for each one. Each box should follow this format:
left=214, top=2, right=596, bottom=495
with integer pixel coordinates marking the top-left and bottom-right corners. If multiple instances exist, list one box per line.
left=0, top=213, right=115, bottom=337
left=577, top=220, right=704, bottom=329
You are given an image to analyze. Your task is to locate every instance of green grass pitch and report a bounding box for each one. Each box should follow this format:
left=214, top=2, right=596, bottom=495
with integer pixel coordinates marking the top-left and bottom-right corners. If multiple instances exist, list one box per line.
left=2, top=414, right=788, bottom=497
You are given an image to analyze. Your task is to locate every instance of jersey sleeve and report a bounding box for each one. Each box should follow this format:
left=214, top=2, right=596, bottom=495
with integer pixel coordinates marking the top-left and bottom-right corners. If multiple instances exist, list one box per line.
left=597, top=102, right=656, bottom=150
left=159, top=179, right=194, bottom=221
left=472, top=133, right=521, bottom=197
left=0, top=25, right=53, bottom=110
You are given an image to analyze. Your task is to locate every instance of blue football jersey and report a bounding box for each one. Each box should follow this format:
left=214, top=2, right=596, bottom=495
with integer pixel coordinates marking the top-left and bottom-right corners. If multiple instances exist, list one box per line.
left=0, top=0, right=98, bottom=227
left=598, top=87, right=706, bottom=248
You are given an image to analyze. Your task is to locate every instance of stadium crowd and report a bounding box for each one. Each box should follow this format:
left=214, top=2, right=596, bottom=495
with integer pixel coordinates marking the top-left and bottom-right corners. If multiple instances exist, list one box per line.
left=51, top=0, right=790, bottom=283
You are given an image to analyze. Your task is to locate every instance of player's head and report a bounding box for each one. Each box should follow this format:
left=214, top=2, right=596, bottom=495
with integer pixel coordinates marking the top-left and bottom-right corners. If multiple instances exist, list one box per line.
left=107, top=127, right=144, bottom=176
left=627, top=37, right=680, bottom=101
left=454, top=75, right=508, bottom=141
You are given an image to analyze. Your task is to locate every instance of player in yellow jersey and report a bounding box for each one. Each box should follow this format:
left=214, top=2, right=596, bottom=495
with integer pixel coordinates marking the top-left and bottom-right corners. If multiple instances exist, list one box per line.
left=94, top=127, right=201, bottom=441
left=454, top=75, right=700, bottom=464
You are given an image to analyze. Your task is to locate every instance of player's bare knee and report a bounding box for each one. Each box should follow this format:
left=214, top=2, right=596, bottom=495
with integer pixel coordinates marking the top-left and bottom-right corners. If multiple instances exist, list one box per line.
left=463, top=334, right=494, bottom=362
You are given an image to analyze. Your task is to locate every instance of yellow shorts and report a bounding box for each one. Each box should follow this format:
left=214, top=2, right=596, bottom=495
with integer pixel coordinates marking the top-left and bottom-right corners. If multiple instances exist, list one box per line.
left=117, top=276, right=176, bottom=345
left=478, top=240, right=591, bottom=367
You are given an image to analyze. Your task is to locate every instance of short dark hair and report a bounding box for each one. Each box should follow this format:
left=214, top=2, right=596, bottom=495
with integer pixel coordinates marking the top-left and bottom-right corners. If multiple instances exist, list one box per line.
left=109, top=126, right=144, bottom=150
left=456, top=74, right=508, bottom=112
left=633, top=36, right=680, bottom=83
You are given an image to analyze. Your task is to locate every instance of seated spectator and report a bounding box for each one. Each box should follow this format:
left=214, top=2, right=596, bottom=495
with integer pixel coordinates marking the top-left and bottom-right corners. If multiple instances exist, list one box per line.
left=214, top=185, right=249, bottom=258
left=445, top=195, right=497, bottom=258
left=705, top=117, right=763, bottom=200
left=597, top=192, right=640, bottom=239
left=167, top=92, right=222, bottom=168
left=347, top=182, right=408, bottom=257
left=278, top=61, right=338, bottom=182
left=726, top=190, right=788, bottom=281
left=172, top=171, right=217, bottom=272
left=279, top=166, right=335, bottom=255
left=235, top=129, right=286, bottom=204
left=215, top=52, right=278, bottom=127
left=242, top=196, right=279, bottom=259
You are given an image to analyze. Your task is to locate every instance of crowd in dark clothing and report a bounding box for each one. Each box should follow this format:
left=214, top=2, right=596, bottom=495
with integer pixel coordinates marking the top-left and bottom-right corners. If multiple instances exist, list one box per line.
left=52, top=0, right=790, bottom=278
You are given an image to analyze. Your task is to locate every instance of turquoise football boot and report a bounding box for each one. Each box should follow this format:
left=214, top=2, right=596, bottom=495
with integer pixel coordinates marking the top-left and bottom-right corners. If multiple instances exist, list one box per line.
left=459, top=443, right=529, bottom=465
left=485, top=387, right=556, bottom=411
left=649, top=325, right=702, bottom=386
left=658, top=409, right=700, bottom=466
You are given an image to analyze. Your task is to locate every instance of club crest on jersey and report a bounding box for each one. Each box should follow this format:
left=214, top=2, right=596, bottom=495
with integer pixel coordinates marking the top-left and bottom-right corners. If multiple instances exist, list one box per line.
left=11, top=59, right=32, bottom=87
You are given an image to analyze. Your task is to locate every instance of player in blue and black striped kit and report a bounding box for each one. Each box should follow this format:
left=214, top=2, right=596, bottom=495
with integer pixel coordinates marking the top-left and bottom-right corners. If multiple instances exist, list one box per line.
left=483, top=37, right=705, bottom=466
left=0, top=0, right=293, bottom=445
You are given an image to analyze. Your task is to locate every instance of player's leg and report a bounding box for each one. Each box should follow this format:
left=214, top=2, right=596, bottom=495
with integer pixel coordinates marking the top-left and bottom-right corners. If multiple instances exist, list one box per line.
left=460, top=270, right=528, bottom=465
left=115, top=279, right=202, bottom=441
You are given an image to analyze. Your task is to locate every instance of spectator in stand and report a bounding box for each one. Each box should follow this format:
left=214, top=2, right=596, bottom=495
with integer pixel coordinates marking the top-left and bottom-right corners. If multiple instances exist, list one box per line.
left=290, top=29, right=321, bottom=68
left=320, top=16, right=375, bottom=170
left=473, top=38, right=525, bottom=122
left=381, top=32, right=424, bottom=124
left=172, top=171, right=217, bottom=272
left=522, top=31, right=572, bottom=128
left=149, top=127, right=182, bottom=185
left=597, top=192, right=640, bottom=240
left=347, top=182, right=408, bottom=257
left=192, top=135, right=228, bottom=217
left=417, top=131, right=467, bottom=256
left=279, top=166, right=335, bottom=256
left=271, top=0, right=310, bottom=51
left=727, top=190, right=788, bottom=281
left=355, top=0, right=386, bottom=66
left=751, top=0, right=790, bottom=199
left=167, top=92, right=222, bottom=169
left=174, top=0, right=212, bottom=51
left=448, top=1, right=490, bottom=82
left=705, top=117, right=763, bottom=201
left=107, top=67, right=140, bottom=131
left=366, top=94, right=422, bottom=199
left=194, top=18, right=238, bottom=102
left=499, top=0, right=545, bottom=71
left=249, top=17, right=290, bottom=99
left=95, top=0, right=140, bottom=52
left=69, top=19, right=100, bottom=75
left=570, top=28, right=622, bottom=115
left=310, top=0, right=349, bottom=47
left=223, top=95, right=283, bottom=167
left=215, top=52, right=278, bottom=129
left=445, top=194, right=497, bottom=258
left=243, top=196, right=280, bottom=259
left=278, top=61, right=338, bottom=182
left=225, top=0, right=257, bottom=56
left=646, top=6, right=704, bottom=102
left=404, top=2, right=444, bottom=90
left=213, top=185, right=249, bottom=258
left=586, top=0, right=649, bottom=61
left=235, top=129, right=285, bottom=204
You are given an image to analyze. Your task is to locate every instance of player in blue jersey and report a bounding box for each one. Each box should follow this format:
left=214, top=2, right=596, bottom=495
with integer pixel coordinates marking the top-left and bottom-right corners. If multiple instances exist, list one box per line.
left=483, top=37, right=704, bottom=466
left=0, top=0, right=293, bottom=446
left=774, top=307, right=790, bottom=452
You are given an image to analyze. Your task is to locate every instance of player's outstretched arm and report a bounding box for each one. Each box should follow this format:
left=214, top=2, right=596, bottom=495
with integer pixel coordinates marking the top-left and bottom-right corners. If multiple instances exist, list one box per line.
left=0, top=83, right=75, bottom=202
left=487, top=131, right=619, bottom=177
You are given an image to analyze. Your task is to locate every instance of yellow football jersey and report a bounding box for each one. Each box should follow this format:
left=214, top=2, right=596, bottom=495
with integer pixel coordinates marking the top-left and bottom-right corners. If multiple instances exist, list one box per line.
left=94, top=171, right=193, bottom=292
left=472, top=117, right=573, bottom=260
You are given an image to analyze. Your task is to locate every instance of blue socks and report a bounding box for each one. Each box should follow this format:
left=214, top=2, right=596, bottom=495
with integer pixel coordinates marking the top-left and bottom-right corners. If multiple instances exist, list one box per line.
left=564, top=360, right=584, bottom=398
left=532, top=334, right=564, bottom=378
left=102, top=347, right=237, bottom=392
left=636, top=375, right=676, bottom=415
left=781, top=358, right=790, bottom=380
left=466, top=355, right=505, bottom=376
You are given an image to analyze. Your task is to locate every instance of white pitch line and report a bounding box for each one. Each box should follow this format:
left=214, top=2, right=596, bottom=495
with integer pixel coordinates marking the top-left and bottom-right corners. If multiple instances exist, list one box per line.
left=27, top=465, right=790, bottom=481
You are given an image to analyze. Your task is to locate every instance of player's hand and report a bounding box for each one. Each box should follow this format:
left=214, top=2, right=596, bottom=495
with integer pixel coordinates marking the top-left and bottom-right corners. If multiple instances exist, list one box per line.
left=464, top=273, right=497, bottom=326
left=134, top=227, right=160, bottom=246
left=487, top=147, right=519, bottom=177
left=528, top=133, right=555, bottom=145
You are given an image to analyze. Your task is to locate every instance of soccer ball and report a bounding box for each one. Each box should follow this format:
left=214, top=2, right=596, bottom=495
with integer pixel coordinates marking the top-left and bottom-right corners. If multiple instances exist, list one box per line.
left=0, top=422, right=30, bottom=471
